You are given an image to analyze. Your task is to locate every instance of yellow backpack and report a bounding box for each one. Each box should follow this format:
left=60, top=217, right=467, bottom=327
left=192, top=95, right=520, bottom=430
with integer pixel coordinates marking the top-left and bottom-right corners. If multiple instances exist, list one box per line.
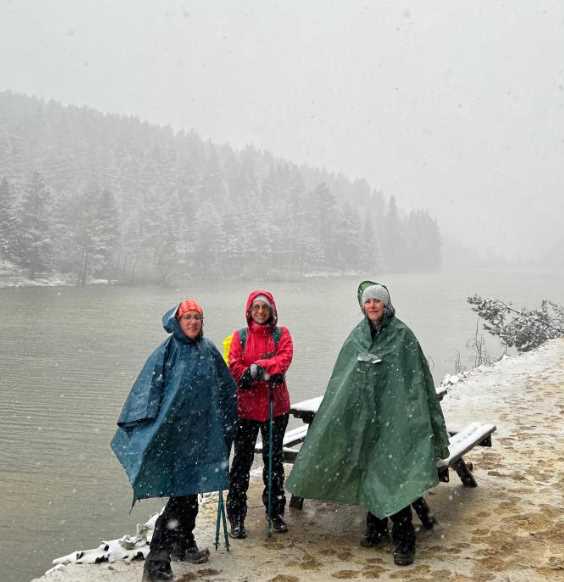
left=222, top=327, right=281, bottom=364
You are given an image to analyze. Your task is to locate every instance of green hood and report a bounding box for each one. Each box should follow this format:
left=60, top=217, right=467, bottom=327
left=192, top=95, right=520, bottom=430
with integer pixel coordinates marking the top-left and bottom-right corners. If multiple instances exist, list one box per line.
left=286, top=288, right=449, bottom=518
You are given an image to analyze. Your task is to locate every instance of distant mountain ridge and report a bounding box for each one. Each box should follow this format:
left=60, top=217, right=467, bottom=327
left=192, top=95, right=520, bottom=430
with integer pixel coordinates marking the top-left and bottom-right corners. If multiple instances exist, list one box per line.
left=0, top=91, right=442, bottom=283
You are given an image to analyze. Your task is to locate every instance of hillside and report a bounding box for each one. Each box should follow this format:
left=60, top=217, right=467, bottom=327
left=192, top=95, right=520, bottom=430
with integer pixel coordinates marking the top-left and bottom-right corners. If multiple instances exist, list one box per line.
left=0, top=92, right=442, bottom=284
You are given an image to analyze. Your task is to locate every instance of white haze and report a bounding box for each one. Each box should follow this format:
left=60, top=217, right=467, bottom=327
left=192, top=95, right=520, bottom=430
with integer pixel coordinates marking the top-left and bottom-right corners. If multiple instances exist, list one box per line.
left=1, top=0, right=563, bottom=261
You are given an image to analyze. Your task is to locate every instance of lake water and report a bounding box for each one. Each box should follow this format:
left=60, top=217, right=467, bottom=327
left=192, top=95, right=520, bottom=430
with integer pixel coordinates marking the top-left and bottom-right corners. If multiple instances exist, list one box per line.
left=1, top=270, right=562, bottom=582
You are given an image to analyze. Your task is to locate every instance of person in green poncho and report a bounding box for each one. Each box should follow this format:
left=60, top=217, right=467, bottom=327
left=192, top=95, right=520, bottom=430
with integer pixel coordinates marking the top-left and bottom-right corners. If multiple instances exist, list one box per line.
left=286, top=281, right=450, bottom=566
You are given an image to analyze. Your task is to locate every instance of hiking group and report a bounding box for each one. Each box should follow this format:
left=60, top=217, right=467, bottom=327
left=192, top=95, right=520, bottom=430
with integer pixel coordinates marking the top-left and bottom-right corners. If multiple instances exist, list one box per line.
left=111, top=282, right=450, bottom=581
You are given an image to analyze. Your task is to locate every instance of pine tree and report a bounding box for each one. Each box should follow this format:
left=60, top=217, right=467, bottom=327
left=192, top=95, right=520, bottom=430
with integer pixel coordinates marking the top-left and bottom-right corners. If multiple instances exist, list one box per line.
left=0, top=177, right=21, bottom=264
left=19, top=171, right=53, bottom=278
left=309, top=182, right=338, bottom=269
left=333, top=202, right=362, bottom=272
left=468, top=294, right=563, bottom=352
left=137, top=187, right=172, bottom=281
left=154, top=221, right=180, bottom=285
left=65, top=183, right=103, bottom=285
left=95, top=188, right=121, bottom=279
left=54, top=183, right=122, bottom=284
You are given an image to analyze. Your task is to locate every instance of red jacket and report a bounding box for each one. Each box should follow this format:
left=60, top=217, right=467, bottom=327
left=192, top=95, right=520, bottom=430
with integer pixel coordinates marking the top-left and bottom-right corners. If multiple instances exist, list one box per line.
left=228, top=290, right=293, bottom=422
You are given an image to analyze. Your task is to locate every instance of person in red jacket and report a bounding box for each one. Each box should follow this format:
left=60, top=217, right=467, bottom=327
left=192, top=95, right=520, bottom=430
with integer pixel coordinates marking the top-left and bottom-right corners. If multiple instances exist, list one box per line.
left=226, top=290, right=294, bottom=538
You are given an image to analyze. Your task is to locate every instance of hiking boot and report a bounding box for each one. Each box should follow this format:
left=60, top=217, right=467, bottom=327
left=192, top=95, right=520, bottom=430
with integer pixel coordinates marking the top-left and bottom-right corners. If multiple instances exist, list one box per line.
left=269, top=514, right=288, bottom=534
left=393, top=540, right=416, bottom=566
left=184, top=543, right=210, bottom=564
left=360, top=527, right=389, bottom=548
left=142, top=551, right=173, bottom=581
left=419, top=514, right=437, bottom=531
left=362, top=513, right=389, bottom=548
left=171, top=537, right=210, bottom=563
left=411, top=497, right=437, bottom=530
left=229, top=515, right=247, bottom=539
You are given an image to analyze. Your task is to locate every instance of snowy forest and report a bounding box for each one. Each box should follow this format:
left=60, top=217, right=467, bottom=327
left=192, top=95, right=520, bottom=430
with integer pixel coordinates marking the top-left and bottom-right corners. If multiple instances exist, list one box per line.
left=0, top=92, right=442, bottom=284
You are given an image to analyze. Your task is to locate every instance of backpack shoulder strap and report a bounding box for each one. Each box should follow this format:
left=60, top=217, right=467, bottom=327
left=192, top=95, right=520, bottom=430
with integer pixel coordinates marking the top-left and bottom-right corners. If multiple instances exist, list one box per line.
left=239, top=328, right=248, bottom=351
left=239, top=326, right=281, bottom=352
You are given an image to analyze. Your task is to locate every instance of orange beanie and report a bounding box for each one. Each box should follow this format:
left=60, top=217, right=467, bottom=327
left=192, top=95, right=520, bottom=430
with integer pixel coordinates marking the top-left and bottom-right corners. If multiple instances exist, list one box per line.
left=176, top=298, right=204, bottom=319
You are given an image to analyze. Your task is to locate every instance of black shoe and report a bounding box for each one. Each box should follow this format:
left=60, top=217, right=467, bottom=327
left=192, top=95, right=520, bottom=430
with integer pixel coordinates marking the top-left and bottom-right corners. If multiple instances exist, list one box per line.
left=411, top=498, right=437, bottom=530
left=171, top=540, right=210, bottom=563
left=269, top=514, right=288, bottom=534
left=229, top=515, right=247, bottom=539
left=184, top=543, right=210, bottom=564
left=360, top=528, right=389, bottom=548
left=393, top=541, right=415, bottom=566
left=142, top=551, right=173, bottom=581
left=420, top=514, right=437, bottom=530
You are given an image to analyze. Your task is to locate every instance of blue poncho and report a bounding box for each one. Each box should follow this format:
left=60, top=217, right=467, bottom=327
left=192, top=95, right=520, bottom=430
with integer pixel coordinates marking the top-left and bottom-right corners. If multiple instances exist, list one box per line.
left=111, top=306, right=237, bottom=501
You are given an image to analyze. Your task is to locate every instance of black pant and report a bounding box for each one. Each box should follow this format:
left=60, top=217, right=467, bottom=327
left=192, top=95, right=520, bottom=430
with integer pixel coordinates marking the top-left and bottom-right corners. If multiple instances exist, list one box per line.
left=367, top=505, right=415, bottom=546
left=150, top=495, right=199, bottom=554
left=227, top=414, right=289, bottom=519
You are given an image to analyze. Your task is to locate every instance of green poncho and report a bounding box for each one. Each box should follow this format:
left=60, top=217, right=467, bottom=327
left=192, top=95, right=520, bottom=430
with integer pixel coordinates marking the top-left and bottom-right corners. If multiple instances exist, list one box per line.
left=286, top=293, right=449, bottom=518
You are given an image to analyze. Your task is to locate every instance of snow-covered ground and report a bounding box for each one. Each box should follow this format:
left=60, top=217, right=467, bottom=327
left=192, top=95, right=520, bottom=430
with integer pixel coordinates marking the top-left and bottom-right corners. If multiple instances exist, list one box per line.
left=0, top=261, right=72, bottom=288
left=33, top=339, right=564, bottom=581
left=0, top=260, right=116, bottom=288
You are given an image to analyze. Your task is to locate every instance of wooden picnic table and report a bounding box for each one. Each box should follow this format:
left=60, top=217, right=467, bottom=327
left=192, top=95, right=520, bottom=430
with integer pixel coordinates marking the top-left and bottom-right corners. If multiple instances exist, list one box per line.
left=255, top=383, right=496, bottom=520
left=262, top=385, right=496, bottom=516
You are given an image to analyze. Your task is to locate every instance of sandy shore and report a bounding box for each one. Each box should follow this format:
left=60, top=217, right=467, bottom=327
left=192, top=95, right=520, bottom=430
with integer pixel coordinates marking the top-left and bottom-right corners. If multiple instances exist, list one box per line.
left=35, top=339, right=564, bottom=581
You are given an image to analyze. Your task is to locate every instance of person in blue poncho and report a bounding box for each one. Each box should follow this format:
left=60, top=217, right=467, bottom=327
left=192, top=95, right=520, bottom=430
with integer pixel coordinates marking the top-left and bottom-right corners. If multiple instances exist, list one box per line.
left=111, top=299, right=237, bottom=582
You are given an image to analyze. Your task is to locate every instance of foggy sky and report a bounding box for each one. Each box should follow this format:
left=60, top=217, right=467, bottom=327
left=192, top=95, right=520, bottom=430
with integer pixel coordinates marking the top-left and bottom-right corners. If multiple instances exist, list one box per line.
left=1, top=0, right=563, bottom=260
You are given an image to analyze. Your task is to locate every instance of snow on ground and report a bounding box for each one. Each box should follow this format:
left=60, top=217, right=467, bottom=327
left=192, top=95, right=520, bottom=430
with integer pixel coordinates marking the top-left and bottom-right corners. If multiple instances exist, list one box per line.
left=33, top=339, right=564, bottom=581
left=0, top=262, right=115, bottom=288
left=0, top=270, right=75, bottom=288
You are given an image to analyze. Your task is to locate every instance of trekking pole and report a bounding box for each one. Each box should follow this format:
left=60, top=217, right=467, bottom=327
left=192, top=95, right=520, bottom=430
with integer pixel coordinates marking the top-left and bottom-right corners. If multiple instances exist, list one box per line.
left=220, top=490, right=230, bottom=551
left=214, top=491, right=222, bottom=550
left=214, top=490, right=231, bottom=551
left=266, top=375, right=274, bottom=537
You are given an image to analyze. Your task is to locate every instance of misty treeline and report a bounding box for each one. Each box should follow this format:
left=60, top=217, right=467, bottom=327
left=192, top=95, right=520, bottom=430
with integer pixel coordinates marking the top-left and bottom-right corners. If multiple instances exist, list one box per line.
left=0, top=92, right=441, bottom=284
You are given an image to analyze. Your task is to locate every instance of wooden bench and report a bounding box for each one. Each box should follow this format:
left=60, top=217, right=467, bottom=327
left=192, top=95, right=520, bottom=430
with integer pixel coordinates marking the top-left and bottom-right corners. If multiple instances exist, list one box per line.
left=438, top=422, right=497, bottom=487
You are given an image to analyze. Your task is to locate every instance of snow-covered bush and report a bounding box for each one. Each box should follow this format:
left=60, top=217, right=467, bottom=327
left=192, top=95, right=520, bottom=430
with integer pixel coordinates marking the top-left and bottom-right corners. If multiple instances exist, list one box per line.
left=467, top=294, right=564, bottom=352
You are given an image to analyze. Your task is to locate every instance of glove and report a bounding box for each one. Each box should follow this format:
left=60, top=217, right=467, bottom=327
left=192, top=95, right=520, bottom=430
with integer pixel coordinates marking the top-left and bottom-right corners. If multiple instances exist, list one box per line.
left=249, top=364, right=266, bottom=381
left=238, top=367, right=254, bottom=389
left=238, top=364, right=267, bottom=389
left=269, top=373, right=285, bottom=385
